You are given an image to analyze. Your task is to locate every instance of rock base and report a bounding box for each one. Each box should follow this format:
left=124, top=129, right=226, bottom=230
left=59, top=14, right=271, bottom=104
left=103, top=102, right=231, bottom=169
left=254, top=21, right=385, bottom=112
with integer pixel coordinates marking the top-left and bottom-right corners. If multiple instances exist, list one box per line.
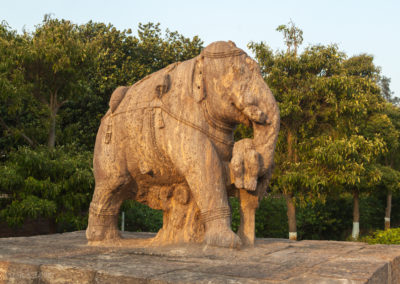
left=1, top=231, right=400, bottom=283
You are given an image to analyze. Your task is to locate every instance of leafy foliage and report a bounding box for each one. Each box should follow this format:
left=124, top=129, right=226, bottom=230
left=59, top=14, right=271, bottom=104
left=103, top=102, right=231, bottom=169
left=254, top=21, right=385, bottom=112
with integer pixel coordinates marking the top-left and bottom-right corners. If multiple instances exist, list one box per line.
left=362, top=228, right=400, bottom=244
left=0, top=146, right=94, bottom=230
left=120, top=200, right=163, bottom=232
left=0, top=22, right=44, bottom=153
left=249, top=22, right=399, bottom=238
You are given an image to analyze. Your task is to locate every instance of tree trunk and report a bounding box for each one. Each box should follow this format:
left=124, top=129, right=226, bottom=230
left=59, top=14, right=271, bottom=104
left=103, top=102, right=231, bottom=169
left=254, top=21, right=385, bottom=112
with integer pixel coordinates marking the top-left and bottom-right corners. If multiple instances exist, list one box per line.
left=352, top=190, right=360, bottom=240
left=285, top=130, right=297, bottom=240
left=287, top=130, right=294, bottom=162
left=285, top=193, right=297, bottom=240
left=47, top=90, right=63, bottom=149
left=47, top=112, right=56, bottom=149
left=385, top=189, right=392, bottom=230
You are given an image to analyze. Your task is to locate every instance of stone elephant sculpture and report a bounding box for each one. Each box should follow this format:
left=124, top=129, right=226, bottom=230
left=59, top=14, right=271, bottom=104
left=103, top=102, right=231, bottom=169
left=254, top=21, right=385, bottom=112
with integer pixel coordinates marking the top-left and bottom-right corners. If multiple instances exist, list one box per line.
left=86, top=41, right=280, bottom=248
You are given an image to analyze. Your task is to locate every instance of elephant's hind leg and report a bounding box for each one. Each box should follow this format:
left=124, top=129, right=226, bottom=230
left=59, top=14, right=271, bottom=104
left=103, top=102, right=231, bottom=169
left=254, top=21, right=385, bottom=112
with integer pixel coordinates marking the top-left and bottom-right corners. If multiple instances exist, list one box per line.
left=86, top=139, right=135, bottom=244
left=86, top=175, right=134, bottom=244
left=86, top=117, right=138, bottom=244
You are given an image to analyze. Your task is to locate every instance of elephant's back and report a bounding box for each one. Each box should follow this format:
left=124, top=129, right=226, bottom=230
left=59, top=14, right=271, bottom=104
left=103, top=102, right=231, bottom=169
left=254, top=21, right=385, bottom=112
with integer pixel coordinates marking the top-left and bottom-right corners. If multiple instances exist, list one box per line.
left=120, top=64, right=178, bottom=111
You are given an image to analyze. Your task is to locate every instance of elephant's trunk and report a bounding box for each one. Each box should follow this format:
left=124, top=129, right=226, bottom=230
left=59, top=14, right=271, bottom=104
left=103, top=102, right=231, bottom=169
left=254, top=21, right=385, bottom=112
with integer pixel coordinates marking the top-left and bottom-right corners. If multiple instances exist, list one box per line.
left=228, top=56, right=280, bottom=193
left=248, top=79, right=280, bottom=182
left=230, top=77, right=279, bottom=193
left=231, top=79, right=279, bottom=247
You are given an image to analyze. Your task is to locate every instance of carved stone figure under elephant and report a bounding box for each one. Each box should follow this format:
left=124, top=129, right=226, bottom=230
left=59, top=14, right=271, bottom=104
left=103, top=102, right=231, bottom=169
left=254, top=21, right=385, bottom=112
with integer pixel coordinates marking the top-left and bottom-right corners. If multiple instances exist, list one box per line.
left=86, top=41, right=280, bottom=248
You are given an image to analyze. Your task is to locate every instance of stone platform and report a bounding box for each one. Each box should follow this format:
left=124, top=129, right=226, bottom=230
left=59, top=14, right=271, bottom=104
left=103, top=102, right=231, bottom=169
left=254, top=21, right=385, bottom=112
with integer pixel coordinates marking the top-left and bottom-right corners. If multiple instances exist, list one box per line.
left=0, top=231, right=399, bottom=283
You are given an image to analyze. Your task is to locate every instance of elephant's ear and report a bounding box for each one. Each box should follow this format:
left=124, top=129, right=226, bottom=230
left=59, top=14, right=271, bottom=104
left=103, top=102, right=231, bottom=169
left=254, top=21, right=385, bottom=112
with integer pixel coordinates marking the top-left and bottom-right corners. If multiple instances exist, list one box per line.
left=192, top=57, right=206, bottom=103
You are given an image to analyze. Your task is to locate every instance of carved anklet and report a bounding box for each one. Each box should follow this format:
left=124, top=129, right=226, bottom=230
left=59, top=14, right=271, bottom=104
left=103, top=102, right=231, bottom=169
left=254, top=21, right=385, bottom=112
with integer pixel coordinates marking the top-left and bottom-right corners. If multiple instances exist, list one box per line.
left=200, top=207, right=231, bottom=223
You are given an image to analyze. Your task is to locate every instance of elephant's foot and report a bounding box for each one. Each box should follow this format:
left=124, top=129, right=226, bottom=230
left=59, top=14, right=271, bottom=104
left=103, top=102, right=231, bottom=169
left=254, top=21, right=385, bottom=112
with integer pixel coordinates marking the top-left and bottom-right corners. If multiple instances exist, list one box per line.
left=204, top=220, right=242, bottom=248
left=205, top=227, right=242, bottom=249
left=202, top=210, right=242, bottom=249
left=86, top=213, right=121, bottom=244
left=86, top=226, right=121, bottom=244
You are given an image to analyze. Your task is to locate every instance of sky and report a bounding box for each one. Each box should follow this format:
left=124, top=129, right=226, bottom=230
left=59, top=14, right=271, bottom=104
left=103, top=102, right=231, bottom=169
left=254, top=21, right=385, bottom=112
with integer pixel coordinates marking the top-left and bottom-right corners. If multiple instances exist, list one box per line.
left=2, top=0, right=399, bottom=97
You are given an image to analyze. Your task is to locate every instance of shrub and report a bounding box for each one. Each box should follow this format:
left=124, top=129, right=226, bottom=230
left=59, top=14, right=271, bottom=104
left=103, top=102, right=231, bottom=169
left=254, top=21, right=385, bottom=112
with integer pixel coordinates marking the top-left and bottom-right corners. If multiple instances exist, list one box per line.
left=297, top=197, right=353, bottom=240
left=361, top=228, right=400, bottom=244
left=120, top=200, right=163, bottom=232
left=0, top=145, right=94, bottom=231
left=230, top=196, right=288, bottom=238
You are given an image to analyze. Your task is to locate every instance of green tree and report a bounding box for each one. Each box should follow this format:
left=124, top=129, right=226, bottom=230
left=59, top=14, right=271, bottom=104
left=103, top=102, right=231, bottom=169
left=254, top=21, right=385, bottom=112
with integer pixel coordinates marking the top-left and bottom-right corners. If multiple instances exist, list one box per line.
left=21, top=15, right=90, bottom=148
left=367, top=90, right=400, bottom=230
left=0, top=146, right=94, bottom=231
left=0, top=22, right=44, bottom=153
left=249, top=39, right=346, bottom=240
left=249, top=23, right=387, bottom=240
left=276, top=20, right=303, bottom=56
left=341, top=54, right=389, bottom=239
left=379, top=76, right=399, bottom=105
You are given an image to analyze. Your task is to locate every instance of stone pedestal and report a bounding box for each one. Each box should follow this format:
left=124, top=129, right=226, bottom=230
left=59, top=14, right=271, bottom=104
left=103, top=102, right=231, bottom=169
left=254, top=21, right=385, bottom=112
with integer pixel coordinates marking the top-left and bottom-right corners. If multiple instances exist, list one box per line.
left=1, top=231, right=399, bottom=283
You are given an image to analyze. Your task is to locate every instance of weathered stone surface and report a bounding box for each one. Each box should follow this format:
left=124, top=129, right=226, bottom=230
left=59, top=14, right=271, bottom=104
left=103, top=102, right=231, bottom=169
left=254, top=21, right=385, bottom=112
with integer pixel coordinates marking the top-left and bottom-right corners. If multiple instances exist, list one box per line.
left=86, top=40, right=280, bottom=249
left=1, top=231, right=400, bottom=283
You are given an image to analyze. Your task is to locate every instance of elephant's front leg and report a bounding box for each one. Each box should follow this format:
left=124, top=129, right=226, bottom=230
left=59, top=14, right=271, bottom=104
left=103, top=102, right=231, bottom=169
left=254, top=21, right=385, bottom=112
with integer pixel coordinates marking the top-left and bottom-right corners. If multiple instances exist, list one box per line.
left=165, top=131, right=242, bottom=249
left=230, top=138, right=264, bottom=246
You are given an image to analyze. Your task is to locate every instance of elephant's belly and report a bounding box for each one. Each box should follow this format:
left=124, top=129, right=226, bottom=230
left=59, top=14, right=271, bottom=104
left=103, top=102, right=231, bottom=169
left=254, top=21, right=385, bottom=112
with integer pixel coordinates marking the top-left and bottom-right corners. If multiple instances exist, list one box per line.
left=133, top=169, right=185, bottom=189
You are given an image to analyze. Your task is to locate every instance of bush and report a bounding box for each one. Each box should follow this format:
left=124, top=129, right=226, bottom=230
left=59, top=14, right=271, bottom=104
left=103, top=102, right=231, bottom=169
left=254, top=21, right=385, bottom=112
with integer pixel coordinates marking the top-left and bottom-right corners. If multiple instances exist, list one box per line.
left=0, top=145, right=94, bottom=232
left=230, top=194, right=386, bottom=241
left=120, top=200, right=163, bottom=232
left=297, top=197, right=353, bottom=240
left=230, top=196, right=288, bottom=238
left=255, top=196, right=288, bottom=238
left=361, top=228, right=400, bottom=244
left=231, top=195, right=353, bottom=240
left=359, top=192, right=386, bottom=232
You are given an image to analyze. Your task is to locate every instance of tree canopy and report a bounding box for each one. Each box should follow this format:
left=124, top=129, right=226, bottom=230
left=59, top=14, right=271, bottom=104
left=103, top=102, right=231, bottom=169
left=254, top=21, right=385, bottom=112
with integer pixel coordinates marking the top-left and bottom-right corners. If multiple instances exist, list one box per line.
left=249, top=21, right=399, bottom=239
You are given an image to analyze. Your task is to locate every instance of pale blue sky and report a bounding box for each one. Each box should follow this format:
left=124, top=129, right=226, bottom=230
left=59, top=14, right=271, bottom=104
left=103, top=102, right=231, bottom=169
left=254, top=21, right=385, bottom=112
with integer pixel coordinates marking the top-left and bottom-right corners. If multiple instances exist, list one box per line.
left=2, top=0, right=399, bottom=97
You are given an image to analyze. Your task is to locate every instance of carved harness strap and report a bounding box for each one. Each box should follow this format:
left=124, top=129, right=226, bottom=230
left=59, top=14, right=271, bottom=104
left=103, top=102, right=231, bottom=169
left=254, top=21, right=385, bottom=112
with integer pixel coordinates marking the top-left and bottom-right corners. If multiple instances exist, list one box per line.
left=157, top=100, right=234, bottom=146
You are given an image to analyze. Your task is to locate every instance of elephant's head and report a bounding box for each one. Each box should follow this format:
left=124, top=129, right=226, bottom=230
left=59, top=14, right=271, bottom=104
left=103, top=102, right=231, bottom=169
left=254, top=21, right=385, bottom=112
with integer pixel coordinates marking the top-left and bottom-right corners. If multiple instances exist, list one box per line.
left=192, top=41, right=280, bottom=191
